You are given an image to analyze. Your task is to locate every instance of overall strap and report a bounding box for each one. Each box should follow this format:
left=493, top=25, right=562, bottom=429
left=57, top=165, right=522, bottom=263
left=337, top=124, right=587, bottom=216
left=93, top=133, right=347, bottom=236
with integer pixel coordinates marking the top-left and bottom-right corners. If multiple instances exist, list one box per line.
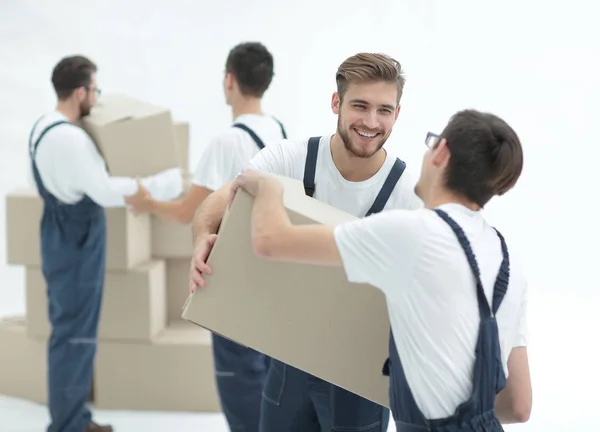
left=30, top=120, right=71, bottom=159
left=273, top=117, right=287, bottom=139
left=491, top=228, right=510, bottom=315
left=365, top=158, right=406, bottom=216
left=232, top=123, right=265, bottom=150
left=303, top=136, right=320, bottom=197
left=433, top=209, right=510, bottom=318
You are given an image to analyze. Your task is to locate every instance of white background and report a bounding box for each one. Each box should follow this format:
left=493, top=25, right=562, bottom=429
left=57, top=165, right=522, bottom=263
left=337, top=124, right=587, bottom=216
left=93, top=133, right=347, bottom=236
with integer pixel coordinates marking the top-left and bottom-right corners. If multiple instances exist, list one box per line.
left=0, top=0, right=598, bottom=430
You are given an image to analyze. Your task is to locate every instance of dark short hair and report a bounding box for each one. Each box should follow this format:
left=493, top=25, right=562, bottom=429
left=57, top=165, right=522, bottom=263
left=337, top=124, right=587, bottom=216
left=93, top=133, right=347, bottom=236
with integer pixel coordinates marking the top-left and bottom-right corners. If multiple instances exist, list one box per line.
left=225, top=42, right=274, bottom=98
left=336, top=53, right=405, bottom=104
left=440, top=109, right=524, bottom=207
left=51, top=55, right=97, bottom=100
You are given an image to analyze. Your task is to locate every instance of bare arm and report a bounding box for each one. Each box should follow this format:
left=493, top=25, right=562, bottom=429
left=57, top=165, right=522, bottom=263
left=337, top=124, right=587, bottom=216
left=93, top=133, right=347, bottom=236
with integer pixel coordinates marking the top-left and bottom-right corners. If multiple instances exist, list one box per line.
left=495, top=346, right=532, bottom=423
left=250, top=178, right=342, bottom=266
left=192, top=179, right=234, bottom=241
left=148, top=185, right=212, bottom=224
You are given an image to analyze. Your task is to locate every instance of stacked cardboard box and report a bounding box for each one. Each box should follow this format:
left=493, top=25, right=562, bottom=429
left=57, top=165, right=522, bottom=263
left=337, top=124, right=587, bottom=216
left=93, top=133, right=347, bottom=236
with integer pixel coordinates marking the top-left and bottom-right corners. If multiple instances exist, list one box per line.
left=0, top=93, right=220, bottom=413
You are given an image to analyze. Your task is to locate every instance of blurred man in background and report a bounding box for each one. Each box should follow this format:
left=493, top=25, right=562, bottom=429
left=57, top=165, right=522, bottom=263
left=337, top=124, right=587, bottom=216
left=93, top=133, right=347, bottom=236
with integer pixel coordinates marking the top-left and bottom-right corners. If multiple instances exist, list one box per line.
left=30, top=55, right=182, bottom=432
left=125, top=42, right=287, bottom=432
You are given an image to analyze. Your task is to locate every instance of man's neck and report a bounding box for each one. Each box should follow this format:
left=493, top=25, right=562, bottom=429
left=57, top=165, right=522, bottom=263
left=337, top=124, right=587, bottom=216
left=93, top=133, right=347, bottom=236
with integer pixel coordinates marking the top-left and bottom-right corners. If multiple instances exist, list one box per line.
left=55, top=101, right=79, bottom=123
left=424, top=190, right=480, bottom=211
left=231, top=97, right=262, bottom=120
left=329, top=133, right=387, bottom=182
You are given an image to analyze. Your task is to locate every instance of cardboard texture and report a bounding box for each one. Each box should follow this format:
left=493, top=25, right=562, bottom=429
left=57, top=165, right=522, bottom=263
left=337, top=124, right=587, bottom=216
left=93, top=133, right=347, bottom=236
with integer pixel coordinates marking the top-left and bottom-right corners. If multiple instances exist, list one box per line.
left=0, top=317, right=47, bottom=404
left=173, top=121, right=190, bottom=175
left=166, top=258, right=192, bottom=321
left=5, top=189, right=151, bottom=270
left=151, top=218, right=193, bottom=258
left=80, top=93, right=180, bottom=177
left=95, top=320, right=220, bottom=412
left=182, top=175, right=392, bottom=407
left=25, top=260, right=167, bottom=342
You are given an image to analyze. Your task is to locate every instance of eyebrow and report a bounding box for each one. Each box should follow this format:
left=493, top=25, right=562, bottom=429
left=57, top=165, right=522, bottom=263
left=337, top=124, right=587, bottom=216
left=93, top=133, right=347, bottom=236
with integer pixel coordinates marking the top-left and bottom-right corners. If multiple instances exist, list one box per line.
left=349, top=98, right=396, bottom=111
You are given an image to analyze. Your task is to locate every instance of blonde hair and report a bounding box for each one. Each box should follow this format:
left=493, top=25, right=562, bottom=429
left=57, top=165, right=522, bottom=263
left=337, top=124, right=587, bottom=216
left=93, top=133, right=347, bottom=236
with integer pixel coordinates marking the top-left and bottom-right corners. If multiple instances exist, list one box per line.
left=335, top=53, right=405, bottom=104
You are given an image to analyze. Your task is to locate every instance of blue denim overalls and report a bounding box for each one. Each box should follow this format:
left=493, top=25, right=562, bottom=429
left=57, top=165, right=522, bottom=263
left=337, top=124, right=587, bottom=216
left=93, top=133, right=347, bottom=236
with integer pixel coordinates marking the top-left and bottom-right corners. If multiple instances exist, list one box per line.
left=382, top=208, right=510, bottom=431
left=259, top=136, right=406, bottom=432
left=29, top=118, right=106, bottom=432
left=211, top=120, right=287, bottom=432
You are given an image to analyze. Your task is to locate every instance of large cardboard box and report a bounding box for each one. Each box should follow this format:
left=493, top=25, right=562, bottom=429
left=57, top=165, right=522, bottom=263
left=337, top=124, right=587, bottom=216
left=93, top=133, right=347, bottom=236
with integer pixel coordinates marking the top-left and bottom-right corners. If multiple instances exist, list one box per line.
left=94, top=320, right=220, bottom=412
left=182, top=175, right=391, bottom=407
left=0, top=317, right=47, bottom=404
left=5, top=189, right=151, bottom=270
left=81, top=93, right=180, bottom=177
left=25, top=260, right=167, bottom=342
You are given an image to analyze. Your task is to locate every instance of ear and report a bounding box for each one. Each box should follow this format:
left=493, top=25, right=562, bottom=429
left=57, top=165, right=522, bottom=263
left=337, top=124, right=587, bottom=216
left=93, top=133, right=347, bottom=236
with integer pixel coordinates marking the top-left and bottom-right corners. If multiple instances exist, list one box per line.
left=331, top=92, right=340, bottom=115
left=225, top=73, right=234, bottom=91
left=75, top=86, right=87, bottom=102
left=431, top=138, right=451, bottom=167
left=394, top=104, right=401, bottom=120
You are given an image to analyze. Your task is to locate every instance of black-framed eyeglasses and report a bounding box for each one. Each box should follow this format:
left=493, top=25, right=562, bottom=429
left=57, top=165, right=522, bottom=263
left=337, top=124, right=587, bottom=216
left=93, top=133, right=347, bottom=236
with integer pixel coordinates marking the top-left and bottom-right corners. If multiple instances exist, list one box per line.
left=425, top=132, right=441, bottom=148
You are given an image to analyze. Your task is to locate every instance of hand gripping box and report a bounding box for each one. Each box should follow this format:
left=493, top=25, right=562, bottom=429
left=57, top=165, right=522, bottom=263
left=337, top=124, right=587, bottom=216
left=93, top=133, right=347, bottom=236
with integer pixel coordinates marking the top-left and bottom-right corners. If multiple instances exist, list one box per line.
left=182, top=175, right=391, bottom=407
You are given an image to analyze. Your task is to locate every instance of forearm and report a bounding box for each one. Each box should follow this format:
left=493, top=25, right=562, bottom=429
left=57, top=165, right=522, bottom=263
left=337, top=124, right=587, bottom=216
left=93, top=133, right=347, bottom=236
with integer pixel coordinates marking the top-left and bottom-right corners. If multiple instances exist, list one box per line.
left=85, top=176, right=137, bottom=208
left=192, top=181, right=232, bottom=242
left=251, top=179, right=342, bottom=266
left=148, top=199, right=187, bottom=223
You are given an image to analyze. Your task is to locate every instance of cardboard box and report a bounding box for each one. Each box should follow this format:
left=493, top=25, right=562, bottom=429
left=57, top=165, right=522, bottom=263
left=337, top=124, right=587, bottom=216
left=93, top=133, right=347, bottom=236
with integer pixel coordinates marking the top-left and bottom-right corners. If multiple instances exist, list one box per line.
left=182, top=175, right=391, bottom=407
left=151, top=218, right=193, bottom=259
left=81, top=93, right=180, bottom=177
left=166, top=258, right=192, bottom=321
left=25, top=260, right=167, bottom=342
left=5, top=189, right=151, bottom=270
left=173, top=121, right=190, bottom=175
left=94, top=320, right=220, bottom=412
left=150, top=172, right=194, bottom=259
left=0, top=316, right=47, bottom=405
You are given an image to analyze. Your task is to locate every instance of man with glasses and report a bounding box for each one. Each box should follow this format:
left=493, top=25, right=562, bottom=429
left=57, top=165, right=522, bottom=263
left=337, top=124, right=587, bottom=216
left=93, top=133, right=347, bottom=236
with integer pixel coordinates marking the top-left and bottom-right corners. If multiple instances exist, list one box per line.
left=29, top=55, right=183, bottom=432
left=231, top=109, right=533, bottom=431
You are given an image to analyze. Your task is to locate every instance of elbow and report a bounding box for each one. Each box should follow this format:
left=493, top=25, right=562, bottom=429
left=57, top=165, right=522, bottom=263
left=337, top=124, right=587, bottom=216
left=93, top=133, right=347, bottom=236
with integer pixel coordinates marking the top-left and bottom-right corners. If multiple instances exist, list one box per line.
left=252, top=231, right=277, bottom=258
left=513, top=400, right=532, bottom=423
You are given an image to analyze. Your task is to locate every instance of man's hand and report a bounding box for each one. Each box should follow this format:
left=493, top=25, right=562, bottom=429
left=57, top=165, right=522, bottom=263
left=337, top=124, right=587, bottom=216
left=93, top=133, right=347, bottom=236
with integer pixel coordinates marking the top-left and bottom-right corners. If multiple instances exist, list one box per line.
left=228, top=169, right=281, bottom=208
left=125, top=178, right=153, bottom=214
left=189, top=233, right=218, bottom=293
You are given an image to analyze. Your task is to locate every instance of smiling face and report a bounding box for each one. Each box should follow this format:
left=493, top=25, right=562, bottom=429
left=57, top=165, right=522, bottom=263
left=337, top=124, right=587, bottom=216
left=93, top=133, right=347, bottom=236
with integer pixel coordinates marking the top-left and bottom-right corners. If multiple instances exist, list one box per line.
left=332, top=80, right=400, bottom=158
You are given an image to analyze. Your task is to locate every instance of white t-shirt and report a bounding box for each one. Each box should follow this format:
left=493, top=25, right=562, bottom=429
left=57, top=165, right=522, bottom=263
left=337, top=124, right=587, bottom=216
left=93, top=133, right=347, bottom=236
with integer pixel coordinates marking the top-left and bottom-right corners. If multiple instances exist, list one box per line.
left=31, top=111, right=183, bottom=207
left=246, top=135, right=423, bottom=215
left=192, top=114, right=287, bottom=191
left=333, top=203, right=529, bottom=420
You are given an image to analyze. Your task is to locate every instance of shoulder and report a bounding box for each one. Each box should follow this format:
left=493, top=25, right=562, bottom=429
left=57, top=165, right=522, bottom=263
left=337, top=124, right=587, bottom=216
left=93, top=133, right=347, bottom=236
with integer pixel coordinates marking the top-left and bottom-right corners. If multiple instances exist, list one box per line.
left=246, top=137, right=310, bottom=177
left=33, top=116, right=94, bottom=154
left=205, top=126, right=248, bottom=150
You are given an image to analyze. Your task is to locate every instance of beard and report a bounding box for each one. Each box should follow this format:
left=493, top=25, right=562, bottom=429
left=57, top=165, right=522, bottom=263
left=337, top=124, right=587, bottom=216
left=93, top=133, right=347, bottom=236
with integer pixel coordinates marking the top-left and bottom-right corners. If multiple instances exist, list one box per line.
left=337, top=115, right=390, bottom=159
left=79, top=98, right=92, bottom=118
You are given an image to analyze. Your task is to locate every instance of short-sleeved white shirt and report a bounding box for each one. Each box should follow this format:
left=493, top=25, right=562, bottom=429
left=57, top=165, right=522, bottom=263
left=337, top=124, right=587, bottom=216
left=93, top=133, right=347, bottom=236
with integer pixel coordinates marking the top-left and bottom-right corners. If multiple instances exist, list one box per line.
left=246, top=135, right=423, bottom=215
left=333, top=203, right=529, bottom=420
left=192, top=114, right=287, bottom=191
